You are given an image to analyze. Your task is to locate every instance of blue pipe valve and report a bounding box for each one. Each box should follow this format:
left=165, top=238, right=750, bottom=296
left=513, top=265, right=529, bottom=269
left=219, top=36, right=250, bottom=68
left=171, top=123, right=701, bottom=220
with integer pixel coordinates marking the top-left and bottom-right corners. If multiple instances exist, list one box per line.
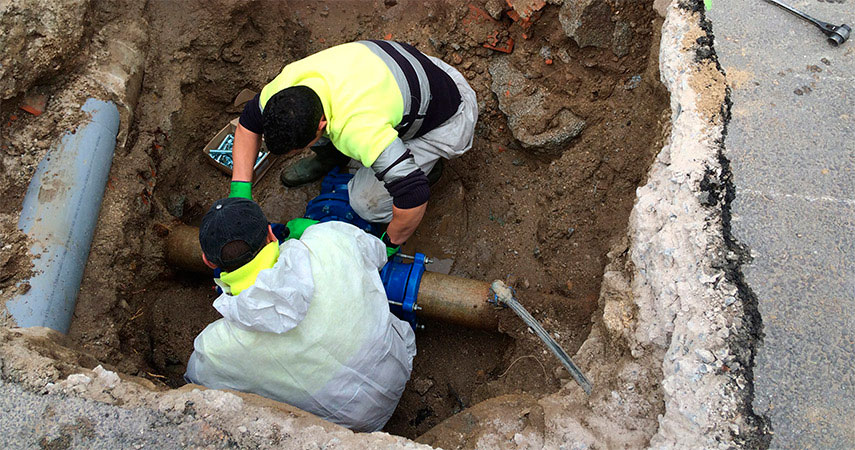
left=380, top=252, right=427, bottom=330
left=304, top=168, right=377, bottom=235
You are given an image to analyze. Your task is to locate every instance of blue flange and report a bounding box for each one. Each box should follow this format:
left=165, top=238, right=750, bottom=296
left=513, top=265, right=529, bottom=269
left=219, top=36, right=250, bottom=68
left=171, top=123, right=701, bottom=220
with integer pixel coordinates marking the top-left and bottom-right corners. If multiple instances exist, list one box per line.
left=298, top=168, right=423, bottom=329
left=380, top=253, right=426, bottom=329
left=304, top=168, right=378, bottom=235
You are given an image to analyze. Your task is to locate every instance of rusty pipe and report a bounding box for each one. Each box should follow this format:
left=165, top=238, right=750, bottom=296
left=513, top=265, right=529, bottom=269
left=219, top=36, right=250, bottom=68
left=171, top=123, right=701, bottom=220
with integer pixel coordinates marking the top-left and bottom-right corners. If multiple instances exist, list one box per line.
left=164, top=226, right=512, bottom=330
left=165, top=224, right=210, bottom=274
left=416, top=271, right=501, bottom=330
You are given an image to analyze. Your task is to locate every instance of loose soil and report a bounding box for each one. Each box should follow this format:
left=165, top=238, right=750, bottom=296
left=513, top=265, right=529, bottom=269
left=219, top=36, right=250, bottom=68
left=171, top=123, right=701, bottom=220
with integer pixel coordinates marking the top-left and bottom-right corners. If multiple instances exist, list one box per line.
left=1, top=0, right=668, bottom=440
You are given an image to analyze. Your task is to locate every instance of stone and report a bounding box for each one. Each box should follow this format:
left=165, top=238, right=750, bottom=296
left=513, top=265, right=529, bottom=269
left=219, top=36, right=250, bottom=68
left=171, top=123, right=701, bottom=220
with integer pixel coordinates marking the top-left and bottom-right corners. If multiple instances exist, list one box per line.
left=612, top=21, right=633, bottom=57
left=507, top=0, right=546, bottom=20
left=0, top=0, right=92, bottom=100
left=558, top=0, right=614, bottom=49
left=695, top=349, right=715, bottom=364
left=19, top=93, right=48, bottom=116
left=412, top=377, right=434, bottom=395
left=489, top=57, right=585, bottom=153
left=624, top=75, right=642, bottom=90
left=167, top=194, right=186, bottom=218
left=484, top=0, right=506, bottom=20
left=654, top=0, right=672, bottom=17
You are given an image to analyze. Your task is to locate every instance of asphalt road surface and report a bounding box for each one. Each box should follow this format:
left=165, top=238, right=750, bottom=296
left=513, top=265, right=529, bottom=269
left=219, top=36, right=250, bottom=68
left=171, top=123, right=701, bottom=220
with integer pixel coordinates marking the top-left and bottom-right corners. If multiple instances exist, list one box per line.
left=707, top=0, right=855, bottom=448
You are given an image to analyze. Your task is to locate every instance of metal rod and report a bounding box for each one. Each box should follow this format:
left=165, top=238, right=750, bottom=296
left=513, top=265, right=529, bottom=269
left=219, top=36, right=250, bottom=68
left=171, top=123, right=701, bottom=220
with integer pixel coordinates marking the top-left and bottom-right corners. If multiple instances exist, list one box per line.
left=763, top=0, right=825, bottom=29
left=491, top=280, right=592, bottom=395
left=396, top=253, right=434, bottom=264
left=762, top=0, right=851, bottom=46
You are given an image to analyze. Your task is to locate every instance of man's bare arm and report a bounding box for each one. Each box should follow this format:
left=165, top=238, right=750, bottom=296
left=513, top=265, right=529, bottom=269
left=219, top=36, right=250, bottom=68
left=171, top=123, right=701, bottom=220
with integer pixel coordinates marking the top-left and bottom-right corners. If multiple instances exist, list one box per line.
left=386, top=203, right=427, bottom=245
left=232, top=123, right=262, bottom=182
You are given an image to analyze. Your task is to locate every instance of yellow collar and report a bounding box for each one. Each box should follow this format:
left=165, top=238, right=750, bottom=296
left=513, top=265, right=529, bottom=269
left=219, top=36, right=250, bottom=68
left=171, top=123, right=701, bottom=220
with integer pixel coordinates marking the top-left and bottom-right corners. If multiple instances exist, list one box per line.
left=219, top=241, right=280, bottom=295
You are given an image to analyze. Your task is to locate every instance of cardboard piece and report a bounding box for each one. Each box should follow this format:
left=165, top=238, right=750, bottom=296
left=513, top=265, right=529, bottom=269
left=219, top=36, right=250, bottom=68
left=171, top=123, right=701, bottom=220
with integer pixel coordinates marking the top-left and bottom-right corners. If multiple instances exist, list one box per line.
left=202, top=117, right=275, bottom=184
left=233, top=89, right=258, bottom=108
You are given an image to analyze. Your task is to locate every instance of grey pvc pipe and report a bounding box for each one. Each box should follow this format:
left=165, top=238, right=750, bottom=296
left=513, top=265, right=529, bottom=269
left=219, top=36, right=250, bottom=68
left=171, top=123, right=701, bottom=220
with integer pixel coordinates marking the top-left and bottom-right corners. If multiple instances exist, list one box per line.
left=6, top=98, right=120, bottom=333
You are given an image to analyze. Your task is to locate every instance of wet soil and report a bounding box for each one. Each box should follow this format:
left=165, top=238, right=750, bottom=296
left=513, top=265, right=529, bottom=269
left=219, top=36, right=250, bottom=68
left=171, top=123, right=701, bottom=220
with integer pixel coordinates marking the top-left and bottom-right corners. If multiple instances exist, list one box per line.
left=1, top=0, right=669, bottom=440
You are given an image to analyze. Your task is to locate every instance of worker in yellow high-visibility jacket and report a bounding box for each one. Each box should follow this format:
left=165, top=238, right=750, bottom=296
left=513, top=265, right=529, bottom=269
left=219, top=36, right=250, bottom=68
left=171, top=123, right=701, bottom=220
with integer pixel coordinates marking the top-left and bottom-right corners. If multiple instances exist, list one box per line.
left=228, top=40, right=477, bottom=252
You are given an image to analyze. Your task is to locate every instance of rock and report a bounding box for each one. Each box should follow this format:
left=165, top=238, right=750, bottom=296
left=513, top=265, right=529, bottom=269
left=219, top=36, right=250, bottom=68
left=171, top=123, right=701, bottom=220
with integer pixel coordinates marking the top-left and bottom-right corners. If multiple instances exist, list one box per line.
left=507, top=0, right=546, bottom=20
left=19, top=93, right=48, bottom=116
left=654, top=0, right=672, bottom=17
left=612, top=21, right=633, bottom=57
left=624, top=75, right=642, bottom=90
left=0, top=0, right=92, bottom=100
left=695, top=349, right=715, bottom=364
left=558, top=0, right=614, bottom=49
left=539, top=46, right=552, bottom=60
left=167, top=193, right=186, bottom=218
left=489, top=57, right=585, bottom=153
left=412, top=377, right=434, bottom=395
left=484, top=0, right=506, bottom=20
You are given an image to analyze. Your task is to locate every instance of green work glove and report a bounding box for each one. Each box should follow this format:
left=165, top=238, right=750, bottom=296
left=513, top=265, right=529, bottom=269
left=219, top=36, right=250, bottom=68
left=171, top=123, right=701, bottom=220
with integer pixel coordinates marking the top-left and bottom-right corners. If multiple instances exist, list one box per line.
left=229, top=181, right=252, bottom=200
left=381, top=232, right=401, bottom=259
left=284, top=218, right=319, bottom=240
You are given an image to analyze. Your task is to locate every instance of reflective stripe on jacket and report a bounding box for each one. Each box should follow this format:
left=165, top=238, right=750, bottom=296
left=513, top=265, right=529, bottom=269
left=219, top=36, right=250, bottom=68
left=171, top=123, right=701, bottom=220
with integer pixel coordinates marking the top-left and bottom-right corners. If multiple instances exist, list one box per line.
left=259, top=42, right=403, bottom=167
left=258, top=41, right=460, bottom=168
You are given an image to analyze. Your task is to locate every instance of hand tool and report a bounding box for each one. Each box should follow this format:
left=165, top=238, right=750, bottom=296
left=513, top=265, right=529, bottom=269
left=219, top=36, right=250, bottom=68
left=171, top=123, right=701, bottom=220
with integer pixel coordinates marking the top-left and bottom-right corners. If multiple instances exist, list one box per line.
left=763, top=0, right=850, bottom=46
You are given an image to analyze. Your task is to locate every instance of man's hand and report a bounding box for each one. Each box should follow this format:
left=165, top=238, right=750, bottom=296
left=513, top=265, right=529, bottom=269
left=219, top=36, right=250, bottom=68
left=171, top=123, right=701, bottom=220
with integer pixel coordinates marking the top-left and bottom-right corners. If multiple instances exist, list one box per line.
left=385, top=203, right=427, bottom=247
left=284, top=218, right=319, bottom=240
left=229, top=181, right=252, bottom=199
left=231, top=123, right=262, bottom=184
left=381, top=232, right=401, bottom=258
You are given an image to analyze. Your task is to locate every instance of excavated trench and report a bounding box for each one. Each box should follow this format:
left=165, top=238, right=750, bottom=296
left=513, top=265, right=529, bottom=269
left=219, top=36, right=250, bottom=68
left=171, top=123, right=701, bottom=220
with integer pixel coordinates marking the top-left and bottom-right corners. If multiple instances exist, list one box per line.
left=0, top=0, right=685, bottom=444
left=81, top=0, right=668, bottom=439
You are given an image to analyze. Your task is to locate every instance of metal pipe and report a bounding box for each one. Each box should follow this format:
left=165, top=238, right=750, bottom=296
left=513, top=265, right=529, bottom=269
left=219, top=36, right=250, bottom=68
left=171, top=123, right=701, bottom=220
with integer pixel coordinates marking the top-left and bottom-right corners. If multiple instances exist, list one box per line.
left=165, top=224, right=211, bottom=274
left=163, top=228, right=552, bottom=333
left=416, top=271, right=501, bottom=330
left=7, top=99, right=120, bottom=333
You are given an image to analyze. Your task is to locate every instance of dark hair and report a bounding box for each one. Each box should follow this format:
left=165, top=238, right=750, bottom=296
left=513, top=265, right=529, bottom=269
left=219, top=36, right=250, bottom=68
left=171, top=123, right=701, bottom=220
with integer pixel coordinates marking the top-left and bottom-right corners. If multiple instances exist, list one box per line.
left=262, top=86, right=324, bottom=155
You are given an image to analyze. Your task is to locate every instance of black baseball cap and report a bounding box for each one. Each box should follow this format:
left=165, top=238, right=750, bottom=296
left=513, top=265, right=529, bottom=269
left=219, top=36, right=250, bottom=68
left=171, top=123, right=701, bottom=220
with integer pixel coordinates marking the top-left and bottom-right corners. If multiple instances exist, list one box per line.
left=199, top=197, right=269, bottom=270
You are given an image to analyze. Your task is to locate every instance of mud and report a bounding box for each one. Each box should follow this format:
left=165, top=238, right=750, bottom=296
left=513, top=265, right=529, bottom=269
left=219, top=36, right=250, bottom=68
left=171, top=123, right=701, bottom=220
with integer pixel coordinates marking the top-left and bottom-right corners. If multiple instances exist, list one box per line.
left=1, top=0, right=669, bottom=441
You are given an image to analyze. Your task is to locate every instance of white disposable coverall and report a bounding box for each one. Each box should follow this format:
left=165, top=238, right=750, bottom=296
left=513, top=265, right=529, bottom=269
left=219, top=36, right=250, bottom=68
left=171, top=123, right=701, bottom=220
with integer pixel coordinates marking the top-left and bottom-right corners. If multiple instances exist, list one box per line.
left=185, top=221, right=416, bottom=432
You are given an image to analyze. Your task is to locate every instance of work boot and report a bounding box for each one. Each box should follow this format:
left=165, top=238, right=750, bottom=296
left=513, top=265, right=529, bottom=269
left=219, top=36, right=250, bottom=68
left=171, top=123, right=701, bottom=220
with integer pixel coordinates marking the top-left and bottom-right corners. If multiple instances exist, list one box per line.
left=280, top=142, right=349, bottom=188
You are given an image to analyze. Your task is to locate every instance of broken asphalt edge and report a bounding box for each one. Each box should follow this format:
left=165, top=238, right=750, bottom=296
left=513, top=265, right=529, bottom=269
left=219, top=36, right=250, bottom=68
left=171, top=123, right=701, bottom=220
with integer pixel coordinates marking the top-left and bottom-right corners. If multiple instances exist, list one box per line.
left=640, top=0, right=770, bottom=447
left=691, top=2, right=774, bottom=448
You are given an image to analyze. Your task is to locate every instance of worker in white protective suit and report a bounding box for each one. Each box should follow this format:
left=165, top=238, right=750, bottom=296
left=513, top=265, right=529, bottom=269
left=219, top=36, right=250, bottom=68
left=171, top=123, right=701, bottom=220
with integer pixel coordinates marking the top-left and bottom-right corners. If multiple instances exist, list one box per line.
left=185, top=197, right=416, bottom=432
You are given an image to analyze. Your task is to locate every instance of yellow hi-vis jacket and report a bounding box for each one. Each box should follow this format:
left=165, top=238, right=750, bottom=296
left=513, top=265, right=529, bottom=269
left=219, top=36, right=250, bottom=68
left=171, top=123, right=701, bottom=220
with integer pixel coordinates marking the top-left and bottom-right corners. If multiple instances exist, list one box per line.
left=259, top=43, right=404, bottom=168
